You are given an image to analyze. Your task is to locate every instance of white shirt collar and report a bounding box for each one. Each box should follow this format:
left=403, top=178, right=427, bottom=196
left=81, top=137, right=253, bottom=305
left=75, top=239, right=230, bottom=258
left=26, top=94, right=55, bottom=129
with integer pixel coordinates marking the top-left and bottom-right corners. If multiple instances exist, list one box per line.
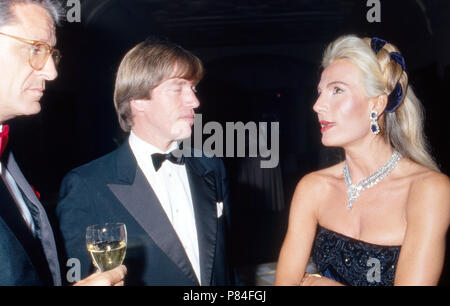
left=128, top=131, right=179, bottom=172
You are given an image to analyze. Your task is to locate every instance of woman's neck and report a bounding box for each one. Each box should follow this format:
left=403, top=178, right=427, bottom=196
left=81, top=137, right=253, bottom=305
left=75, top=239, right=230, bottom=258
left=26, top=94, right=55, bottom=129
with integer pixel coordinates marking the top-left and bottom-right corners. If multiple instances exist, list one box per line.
left=343, top=135, right=394, bottom=184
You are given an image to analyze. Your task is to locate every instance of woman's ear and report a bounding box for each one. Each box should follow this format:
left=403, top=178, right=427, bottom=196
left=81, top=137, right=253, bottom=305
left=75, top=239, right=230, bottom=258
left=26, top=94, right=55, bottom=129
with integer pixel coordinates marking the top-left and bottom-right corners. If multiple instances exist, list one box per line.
left=370, top=94, right=388, bottom=114
left=373, top=95, right=388, bottom=114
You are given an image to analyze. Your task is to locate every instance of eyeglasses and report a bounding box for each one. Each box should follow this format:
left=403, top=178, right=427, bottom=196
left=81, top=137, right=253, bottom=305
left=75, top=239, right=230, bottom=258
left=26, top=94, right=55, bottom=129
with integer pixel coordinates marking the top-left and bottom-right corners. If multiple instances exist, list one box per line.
left=0, top=32, right=61, bottom=71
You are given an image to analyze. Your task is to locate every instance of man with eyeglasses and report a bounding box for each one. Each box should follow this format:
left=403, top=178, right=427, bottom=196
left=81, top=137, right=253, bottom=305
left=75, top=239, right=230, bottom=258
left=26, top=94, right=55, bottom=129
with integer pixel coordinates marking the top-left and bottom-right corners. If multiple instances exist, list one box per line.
left=0, top=0, right=126, bottom=285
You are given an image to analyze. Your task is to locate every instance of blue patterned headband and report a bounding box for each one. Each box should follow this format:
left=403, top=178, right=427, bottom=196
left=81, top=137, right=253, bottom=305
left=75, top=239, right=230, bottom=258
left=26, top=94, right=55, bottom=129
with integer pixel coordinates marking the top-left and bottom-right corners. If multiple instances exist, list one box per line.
left=370, top=37, right=406, bottom=113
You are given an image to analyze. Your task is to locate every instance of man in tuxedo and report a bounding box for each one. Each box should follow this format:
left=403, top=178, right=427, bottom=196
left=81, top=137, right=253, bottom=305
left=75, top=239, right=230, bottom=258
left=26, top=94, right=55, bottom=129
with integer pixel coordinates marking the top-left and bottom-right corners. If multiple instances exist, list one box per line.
left=56, top=40, right=233, bottom=285
left=0, top=0, right=126, bottom=285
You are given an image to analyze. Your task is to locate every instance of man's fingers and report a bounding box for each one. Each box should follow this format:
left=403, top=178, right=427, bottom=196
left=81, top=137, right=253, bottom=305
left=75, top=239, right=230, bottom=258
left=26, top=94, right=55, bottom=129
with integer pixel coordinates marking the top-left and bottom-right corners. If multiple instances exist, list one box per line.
left=80, top=270, right=101, bottom=282
left=104, top=265, right=127, bottom=284
left=74, top=265, right=127, bottom=286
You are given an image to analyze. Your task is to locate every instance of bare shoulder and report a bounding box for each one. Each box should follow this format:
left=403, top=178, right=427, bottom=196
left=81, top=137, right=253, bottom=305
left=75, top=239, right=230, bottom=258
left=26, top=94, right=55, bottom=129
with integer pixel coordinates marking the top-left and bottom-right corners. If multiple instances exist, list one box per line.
left=406, top=162, right=450, bottom=220
left=408, top=165, right=450, bottom=198
left=292, top=162, right=344, bottom=206
left=296, top=162, right=343, bottom=190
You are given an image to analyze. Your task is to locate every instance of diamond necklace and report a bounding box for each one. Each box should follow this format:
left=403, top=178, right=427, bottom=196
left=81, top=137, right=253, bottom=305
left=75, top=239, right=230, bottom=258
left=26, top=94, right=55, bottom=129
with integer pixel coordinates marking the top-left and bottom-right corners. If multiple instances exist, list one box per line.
left=343, top=150, right=402, bottom=210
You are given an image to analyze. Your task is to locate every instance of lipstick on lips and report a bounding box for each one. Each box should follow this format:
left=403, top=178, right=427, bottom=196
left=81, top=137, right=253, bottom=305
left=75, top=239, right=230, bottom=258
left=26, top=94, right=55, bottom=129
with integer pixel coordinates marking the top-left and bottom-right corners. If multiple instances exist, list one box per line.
left=319, top=120, right=336, bottom=133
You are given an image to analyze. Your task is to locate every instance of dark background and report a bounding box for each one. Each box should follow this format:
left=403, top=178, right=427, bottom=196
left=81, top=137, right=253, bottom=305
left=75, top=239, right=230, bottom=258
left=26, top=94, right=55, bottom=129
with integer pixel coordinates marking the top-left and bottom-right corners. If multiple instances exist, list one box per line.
left=7, top=0, right=450, bottom=284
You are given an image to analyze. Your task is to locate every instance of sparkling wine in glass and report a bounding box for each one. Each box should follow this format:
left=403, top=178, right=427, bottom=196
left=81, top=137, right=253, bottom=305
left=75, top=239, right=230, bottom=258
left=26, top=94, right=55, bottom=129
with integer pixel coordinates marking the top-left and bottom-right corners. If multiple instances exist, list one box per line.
left=86, top=223, right=127, bottom=272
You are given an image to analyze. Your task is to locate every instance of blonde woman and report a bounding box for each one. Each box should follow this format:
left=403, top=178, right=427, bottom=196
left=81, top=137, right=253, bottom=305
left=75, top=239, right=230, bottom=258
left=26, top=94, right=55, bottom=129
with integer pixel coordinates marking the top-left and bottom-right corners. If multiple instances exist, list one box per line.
left=275, top=35, right=450, bottom=286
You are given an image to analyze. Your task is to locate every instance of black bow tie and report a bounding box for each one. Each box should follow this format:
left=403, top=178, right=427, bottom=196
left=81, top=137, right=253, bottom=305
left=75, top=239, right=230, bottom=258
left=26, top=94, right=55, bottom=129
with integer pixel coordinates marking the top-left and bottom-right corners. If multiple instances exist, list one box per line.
left=151, top=151, right=185, bottom=171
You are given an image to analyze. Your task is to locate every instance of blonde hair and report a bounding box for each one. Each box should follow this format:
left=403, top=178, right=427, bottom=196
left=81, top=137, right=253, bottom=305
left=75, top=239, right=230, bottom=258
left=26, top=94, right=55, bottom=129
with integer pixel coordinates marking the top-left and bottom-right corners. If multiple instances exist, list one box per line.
left=114, top=39, right=204, bottom=132
left=321, top=35, right=439, bottom=172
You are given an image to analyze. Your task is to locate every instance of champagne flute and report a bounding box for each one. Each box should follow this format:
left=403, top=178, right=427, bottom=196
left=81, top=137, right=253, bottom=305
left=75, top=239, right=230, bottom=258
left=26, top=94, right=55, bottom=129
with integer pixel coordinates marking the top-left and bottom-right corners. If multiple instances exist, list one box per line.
left=86, top=223, right=127, bottom=272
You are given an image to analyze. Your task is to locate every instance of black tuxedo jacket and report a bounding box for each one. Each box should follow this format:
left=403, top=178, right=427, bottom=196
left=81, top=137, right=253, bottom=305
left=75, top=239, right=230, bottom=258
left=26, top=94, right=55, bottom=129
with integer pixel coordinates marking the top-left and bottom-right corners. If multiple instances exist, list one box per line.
left=56, top=142, right=232, bottom=285
left=0, top=152, right=61, bottom=286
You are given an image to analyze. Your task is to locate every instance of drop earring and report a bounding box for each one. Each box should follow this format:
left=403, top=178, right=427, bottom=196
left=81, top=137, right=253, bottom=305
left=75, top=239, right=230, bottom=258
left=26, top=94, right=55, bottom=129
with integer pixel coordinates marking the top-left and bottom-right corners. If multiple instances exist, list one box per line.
left=370, top=110, right=380, bottom=135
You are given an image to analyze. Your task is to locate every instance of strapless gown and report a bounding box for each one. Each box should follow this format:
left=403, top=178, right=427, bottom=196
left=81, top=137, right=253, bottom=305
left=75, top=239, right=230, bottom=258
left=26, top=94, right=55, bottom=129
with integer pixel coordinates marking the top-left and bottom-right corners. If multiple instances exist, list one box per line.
left=312, top=225, right=401, bottom=286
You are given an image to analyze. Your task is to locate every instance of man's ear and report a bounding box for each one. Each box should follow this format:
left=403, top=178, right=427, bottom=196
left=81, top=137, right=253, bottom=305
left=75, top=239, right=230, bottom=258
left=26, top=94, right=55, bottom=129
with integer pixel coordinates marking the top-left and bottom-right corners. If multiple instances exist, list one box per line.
left=130, top=99, right=148, bottom=112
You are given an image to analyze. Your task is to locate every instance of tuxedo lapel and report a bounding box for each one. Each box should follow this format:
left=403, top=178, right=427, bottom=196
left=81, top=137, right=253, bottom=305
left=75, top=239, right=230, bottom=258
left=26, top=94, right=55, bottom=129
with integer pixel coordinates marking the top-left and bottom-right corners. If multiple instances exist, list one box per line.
left=185, top=157, right=218, bottom=286
left=107, top=143, right=199, bottom=285
left=4, top=152, right=62, bottom=286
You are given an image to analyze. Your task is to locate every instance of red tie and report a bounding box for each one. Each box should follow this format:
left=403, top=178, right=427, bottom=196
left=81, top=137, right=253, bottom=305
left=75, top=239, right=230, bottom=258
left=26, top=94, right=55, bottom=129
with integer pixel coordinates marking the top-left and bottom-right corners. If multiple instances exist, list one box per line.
left=0, top=124, right=9, bottom=160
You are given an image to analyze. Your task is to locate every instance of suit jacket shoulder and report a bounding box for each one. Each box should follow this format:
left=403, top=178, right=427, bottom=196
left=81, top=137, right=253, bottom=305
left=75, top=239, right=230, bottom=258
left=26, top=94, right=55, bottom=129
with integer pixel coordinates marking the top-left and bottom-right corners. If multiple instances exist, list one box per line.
left=67, top=143, right=135, bottom=181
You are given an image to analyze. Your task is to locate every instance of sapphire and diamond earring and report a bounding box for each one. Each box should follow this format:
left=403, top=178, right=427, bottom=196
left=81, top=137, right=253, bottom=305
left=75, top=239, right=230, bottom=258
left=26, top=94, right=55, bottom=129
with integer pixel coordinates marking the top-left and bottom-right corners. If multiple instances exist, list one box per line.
left=370, top=110, right=380, bottom=135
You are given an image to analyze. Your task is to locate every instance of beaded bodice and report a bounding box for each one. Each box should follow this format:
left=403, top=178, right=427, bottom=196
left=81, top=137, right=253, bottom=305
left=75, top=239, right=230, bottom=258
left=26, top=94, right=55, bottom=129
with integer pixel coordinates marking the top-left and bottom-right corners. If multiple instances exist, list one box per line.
left=312, top=225, right=401, bottom=286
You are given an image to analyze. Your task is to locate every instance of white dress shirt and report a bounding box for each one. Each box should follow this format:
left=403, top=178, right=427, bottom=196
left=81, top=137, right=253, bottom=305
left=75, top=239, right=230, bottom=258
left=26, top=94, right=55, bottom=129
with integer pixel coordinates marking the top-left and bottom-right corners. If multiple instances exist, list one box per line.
left=128, top=131, right=201, bottom=284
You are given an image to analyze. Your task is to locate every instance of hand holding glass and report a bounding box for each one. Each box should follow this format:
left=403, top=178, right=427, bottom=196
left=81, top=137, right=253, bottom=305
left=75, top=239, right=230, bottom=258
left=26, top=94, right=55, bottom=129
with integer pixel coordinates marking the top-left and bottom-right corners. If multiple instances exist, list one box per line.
left=86, top=223, right=127, bottom=272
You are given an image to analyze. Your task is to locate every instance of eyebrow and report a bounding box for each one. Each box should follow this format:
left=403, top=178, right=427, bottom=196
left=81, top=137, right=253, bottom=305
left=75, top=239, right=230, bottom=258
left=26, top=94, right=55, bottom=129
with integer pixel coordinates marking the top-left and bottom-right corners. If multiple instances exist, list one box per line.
left=327, top=81, right=349, bottom=87
left=318, top=81, right=349, bottom=92
left=169, top=78, right=192, bottom=86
